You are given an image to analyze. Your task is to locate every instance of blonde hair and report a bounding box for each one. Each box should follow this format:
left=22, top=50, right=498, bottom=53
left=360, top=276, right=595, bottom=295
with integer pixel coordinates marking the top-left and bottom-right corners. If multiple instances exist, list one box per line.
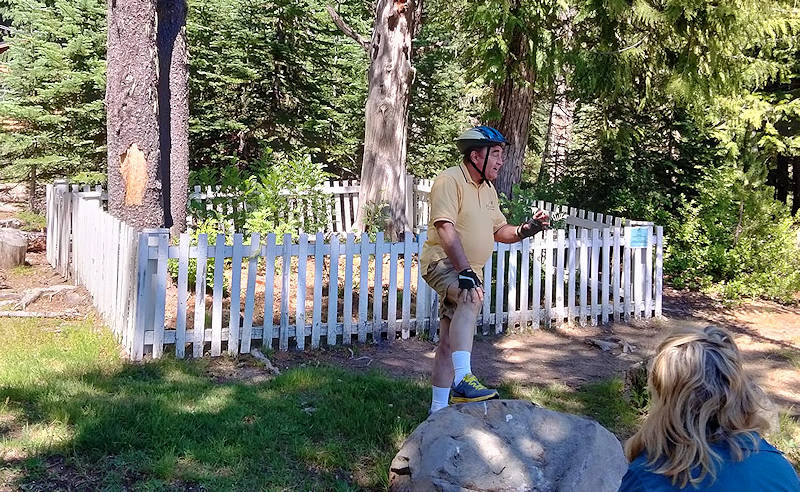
left=625, top=325, right=772, bottom=487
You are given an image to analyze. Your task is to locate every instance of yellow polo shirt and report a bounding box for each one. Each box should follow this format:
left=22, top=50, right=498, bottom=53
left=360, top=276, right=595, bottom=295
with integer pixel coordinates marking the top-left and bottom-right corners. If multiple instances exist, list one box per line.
left=420, top=163, right=507, bottom=273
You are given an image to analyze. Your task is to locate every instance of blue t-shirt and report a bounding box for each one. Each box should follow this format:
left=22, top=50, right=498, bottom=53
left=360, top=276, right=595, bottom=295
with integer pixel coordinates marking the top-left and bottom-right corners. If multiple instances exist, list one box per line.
left=619, top=435, right=800, bottom=491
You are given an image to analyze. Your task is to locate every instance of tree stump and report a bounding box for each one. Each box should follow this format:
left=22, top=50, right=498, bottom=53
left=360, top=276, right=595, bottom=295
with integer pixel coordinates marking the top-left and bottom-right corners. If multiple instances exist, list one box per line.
left=0, top=228, right=27, bottom=268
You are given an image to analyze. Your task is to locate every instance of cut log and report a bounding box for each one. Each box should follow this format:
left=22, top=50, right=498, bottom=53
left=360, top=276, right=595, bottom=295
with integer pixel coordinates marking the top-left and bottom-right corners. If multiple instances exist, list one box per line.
left=0, top=228, right=27, bottom=269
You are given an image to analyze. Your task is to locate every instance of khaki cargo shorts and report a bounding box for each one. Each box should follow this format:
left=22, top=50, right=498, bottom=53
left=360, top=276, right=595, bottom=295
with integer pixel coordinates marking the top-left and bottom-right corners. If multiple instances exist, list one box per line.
left=422, top=258, right=483, bottom=320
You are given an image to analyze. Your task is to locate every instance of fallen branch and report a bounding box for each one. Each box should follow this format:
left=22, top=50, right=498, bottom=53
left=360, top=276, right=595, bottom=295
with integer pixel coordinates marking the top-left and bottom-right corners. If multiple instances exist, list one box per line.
left=250, top=348, right=281, bottom=375
left=0, top=309, right=81, bottom=319
left=16, top=285, right=78, bottom=309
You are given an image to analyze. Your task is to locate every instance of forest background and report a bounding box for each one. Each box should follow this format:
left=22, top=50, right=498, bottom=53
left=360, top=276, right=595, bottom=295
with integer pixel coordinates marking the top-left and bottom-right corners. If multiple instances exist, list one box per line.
left=1, top=0, right=799, bottom=301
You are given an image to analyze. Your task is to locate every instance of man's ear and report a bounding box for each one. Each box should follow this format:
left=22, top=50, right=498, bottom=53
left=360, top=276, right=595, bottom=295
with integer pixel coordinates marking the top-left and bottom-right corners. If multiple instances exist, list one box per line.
left=469, top=148, right=482, bottom=164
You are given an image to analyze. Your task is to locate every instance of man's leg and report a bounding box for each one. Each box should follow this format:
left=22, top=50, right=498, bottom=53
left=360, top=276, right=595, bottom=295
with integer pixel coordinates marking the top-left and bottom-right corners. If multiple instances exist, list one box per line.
left=430, top=317, right=454, bottom=413
left=445, top=284, right=498, bottom=403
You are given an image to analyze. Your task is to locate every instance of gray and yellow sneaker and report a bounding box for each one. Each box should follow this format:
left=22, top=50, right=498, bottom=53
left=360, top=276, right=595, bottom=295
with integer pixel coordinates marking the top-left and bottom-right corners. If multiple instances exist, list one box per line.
left=449, top=373, right=499, bottom=403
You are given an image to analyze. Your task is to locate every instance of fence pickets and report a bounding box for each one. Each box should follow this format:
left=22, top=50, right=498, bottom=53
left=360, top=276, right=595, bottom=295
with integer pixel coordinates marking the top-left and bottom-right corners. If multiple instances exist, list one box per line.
left=128, top=226, right=663, bottom=360
left=188, top=177, right=435, bottom=234
left=47, top=182, right=664, bottom=362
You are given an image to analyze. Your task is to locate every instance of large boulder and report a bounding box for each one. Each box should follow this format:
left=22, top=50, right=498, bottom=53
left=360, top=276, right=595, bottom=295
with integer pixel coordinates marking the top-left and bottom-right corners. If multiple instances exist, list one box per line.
left=389, top=400, right=627, bottom=492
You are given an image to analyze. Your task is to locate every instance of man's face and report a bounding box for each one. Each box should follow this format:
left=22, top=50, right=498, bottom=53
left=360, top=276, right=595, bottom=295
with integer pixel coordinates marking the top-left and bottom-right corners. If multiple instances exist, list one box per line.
left=471, top=145, right=505, bottom=181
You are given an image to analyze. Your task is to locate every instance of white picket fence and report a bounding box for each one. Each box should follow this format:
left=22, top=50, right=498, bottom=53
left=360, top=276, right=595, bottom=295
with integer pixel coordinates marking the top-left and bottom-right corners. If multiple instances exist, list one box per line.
left=46, top=182, right=140, bottom=355
left=47, top=180, right=663, bottom=361
left=188, top=176, right=435, bottom=234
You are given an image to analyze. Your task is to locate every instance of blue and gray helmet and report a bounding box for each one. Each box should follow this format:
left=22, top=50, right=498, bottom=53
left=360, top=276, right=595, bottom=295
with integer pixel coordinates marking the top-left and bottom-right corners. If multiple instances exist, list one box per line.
left=456, top=126, right=507, bottom=154
left=455, top=126, right=507, bottom=183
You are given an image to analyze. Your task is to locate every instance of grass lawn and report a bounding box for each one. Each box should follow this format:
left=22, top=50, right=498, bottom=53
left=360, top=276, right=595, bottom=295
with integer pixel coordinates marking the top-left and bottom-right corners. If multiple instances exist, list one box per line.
left=1, top=318, right=797, bottom=490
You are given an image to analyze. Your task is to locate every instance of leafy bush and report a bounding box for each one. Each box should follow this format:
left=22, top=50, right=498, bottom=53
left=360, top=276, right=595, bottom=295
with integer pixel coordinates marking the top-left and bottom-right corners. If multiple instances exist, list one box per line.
left=167, top=217, right=229, bottom=292
left=242, top=151, right=331, bottom=240
left=665, top=163, right=800, bottom=302
left=499, top=185, right=568, bottom=229
left=360, top=200, right=390, bottom=240
left=189, top=149, right=332, bottom=240
left=15, top=211, right=46, bottom=232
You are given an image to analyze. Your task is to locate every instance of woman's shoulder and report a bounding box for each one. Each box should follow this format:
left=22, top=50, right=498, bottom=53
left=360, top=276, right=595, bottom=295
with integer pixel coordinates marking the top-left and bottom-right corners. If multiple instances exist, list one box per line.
left=619, top=454, right=675, bottom=491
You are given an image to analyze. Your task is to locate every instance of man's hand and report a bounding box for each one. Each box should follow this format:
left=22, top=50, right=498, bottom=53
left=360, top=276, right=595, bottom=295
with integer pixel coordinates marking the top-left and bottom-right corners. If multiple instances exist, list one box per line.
left=458, top=268, right=484, bottom=303
left=516, top=210, right=550, bottom=239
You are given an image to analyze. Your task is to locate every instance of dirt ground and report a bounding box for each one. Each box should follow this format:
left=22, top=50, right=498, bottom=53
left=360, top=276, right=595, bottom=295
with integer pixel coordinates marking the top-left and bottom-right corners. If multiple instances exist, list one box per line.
left=267, top=283, right=800, bottom=416
left=7, top=252, right=800, bottom=417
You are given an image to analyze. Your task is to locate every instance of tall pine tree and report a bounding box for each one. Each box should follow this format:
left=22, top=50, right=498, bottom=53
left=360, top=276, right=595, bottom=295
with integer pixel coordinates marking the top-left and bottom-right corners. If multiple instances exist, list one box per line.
left=0, top=0, right=107, bottom=209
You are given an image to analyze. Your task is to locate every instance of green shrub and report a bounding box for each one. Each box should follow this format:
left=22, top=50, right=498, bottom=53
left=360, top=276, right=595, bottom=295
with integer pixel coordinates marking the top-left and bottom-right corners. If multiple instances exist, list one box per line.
left=167, top=217, right=229, bottom=293
left=665, top=163, right=800, bottom=302
left=189, top=149, right=331, bottom=240
left=360, top=200, right=390, bottom=241
left=15, top=211, right=46, bottom=231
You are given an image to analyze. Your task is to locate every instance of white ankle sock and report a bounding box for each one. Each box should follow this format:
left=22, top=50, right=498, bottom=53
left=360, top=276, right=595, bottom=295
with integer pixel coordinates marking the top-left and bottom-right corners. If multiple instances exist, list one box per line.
left=430, top=386, right=450, bottom=413
left=452, top=351, right=471, bottom=385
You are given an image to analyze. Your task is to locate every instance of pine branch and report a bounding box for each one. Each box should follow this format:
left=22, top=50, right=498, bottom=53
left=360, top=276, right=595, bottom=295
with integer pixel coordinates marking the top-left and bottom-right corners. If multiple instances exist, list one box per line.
left=325, top=5, right=370, bottom=54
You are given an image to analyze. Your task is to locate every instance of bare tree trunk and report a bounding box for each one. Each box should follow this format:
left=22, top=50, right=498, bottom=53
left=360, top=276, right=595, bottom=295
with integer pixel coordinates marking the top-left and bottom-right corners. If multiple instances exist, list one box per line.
left=490, top=76, right=534, bottom=198
left=541, top=72, right=575, bottom=183
left=489, top=7, right=536, bottom=199
left=539, top=7, right=575, bottom=185
left=27, top=163, right=36, bottom=211
left=792, top=155, right=799, bottom=216
left=157, top=0, right=189, bottom=236
left=770, top=154, right=790, bottom=204
left=354, top=0, right=420, bottom=240
left=106, top=0, right=164, bottom=231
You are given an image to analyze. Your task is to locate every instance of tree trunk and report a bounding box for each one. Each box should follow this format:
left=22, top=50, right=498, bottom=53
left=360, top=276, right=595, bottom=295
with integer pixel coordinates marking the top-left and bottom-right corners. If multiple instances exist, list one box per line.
left=541, top=72, right=575, bottom=184
left=771, top=154, right=790, bottom=205
left=792, top=155, right=799, bottom=216
left=355, top=0, right=420, bottom=240
left=157, top=0, right=189, bottom=236
left=0, top=228, right=27, bottom=268
left=106, top=0, right=164, bottom=231
left=489, top=18, right=536, bottom=199
left=27, top=164, right=36, bottom=211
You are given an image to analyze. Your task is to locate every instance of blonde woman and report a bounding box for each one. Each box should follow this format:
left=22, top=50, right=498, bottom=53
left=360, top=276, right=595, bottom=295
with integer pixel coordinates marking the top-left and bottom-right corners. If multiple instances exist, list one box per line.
left=620, top=325, right=800, bottom=491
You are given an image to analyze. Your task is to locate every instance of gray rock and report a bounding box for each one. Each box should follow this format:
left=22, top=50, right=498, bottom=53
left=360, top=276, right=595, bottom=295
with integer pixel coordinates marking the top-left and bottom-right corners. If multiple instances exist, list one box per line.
left=389, top=400, right=627, bottom=492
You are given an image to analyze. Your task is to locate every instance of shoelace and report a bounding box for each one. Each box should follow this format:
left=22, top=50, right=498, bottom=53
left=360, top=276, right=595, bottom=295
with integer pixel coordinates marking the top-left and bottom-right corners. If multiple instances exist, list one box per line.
left=464, top=376, right=486, bottom=390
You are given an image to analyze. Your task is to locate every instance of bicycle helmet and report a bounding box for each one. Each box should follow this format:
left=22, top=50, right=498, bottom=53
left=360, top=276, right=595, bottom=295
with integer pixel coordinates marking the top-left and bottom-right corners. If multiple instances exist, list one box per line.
left=455, top=126, right=507, bottom=183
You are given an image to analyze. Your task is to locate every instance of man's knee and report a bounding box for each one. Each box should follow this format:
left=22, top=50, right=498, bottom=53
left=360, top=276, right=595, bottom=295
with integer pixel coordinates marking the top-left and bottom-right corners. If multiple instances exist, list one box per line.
left=457, top=295, right=483, bottom=316
left=446, top=285, right=483, bottom=317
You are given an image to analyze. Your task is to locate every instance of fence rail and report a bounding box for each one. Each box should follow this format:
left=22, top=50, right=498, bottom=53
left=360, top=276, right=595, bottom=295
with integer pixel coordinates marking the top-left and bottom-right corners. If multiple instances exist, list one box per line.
left=188, top=177, right=435, bottom=234
left=47, top=180, right=663, bottom=361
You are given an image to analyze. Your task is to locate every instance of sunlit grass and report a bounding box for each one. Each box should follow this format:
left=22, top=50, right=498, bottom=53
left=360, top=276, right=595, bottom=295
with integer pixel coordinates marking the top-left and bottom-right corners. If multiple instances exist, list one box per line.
left=2, top=316, right=797, bottom=489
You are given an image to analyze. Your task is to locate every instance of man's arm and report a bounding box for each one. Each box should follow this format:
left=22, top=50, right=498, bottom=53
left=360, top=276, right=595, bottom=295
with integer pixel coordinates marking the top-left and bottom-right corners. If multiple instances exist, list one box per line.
left=494, top=224, right=521, bottom=243
left=434, top=221, right=471, bottom=271
left=494, top=210, right=550, bottom=243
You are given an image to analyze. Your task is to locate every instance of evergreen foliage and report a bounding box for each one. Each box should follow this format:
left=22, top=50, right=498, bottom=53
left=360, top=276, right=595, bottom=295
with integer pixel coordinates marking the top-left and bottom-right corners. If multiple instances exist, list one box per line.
left=0, top=0, right=797, bottom=299
left=0, top=0, right=107, bottom=188
left=187, top=0, right=371, bottom=176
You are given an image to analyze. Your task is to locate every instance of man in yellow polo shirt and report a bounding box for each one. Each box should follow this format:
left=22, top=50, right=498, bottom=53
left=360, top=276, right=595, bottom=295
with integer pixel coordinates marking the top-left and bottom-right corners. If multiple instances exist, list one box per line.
left=421, top=126, right=550, bottom=413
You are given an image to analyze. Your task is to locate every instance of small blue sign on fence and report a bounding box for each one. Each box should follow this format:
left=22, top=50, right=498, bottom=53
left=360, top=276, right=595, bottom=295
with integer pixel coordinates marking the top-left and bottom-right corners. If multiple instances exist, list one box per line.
left=629, top=227, right=649, bottom=248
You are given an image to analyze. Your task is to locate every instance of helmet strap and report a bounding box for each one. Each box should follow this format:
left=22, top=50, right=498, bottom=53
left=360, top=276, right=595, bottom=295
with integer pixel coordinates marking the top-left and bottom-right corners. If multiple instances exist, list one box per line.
left=469, top=147, right=489, bottom=184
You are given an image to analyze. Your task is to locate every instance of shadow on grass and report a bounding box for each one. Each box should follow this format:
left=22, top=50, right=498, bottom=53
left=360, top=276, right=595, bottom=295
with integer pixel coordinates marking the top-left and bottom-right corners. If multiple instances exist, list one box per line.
left=0, top=356, right=429, bottom=491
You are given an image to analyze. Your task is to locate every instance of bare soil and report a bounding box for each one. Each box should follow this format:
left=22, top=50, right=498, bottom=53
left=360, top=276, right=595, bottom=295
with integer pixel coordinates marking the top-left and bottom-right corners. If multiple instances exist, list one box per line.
left=270, top=286, right=800, bottom=416
left=0, top=252, right=93, bottom=315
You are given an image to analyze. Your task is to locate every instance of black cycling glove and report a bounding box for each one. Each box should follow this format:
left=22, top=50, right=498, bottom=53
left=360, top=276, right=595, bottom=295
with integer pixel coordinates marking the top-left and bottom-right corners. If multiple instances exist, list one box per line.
left=458, top=268, right=482, bottom=290
left=516, top=218, right=546, bottom=239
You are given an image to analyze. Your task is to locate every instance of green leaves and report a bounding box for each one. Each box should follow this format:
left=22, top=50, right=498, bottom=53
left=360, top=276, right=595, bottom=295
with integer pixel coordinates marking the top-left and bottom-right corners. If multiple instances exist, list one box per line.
left=0, top=0, right=107, bottom=183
